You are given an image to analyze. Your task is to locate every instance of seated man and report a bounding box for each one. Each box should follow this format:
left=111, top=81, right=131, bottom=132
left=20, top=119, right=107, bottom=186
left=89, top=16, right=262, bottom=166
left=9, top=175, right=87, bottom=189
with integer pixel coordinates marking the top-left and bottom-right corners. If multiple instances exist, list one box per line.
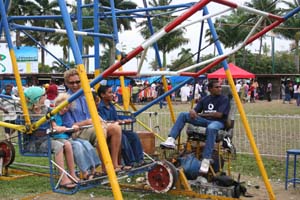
left=160, top=80, right=230, bottom=173
left=97, top=85, right=145, bottom=167
left=62, top=69, right=122, bottom=171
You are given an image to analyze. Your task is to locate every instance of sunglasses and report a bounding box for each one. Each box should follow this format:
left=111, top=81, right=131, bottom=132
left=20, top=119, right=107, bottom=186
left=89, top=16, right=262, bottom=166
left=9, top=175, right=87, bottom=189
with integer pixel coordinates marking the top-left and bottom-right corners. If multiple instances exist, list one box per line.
left=68, top=80, right=81, bottom=85
left=213, top=86, right=222, bottom=89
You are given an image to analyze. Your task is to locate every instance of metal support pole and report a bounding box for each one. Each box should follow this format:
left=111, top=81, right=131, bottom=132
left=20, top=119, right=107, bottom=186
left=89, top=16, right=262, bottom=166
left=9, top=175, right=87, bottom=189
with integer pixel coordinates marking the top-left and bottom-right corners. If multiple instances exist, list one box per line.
left=271, top=36, right=275, bottom=74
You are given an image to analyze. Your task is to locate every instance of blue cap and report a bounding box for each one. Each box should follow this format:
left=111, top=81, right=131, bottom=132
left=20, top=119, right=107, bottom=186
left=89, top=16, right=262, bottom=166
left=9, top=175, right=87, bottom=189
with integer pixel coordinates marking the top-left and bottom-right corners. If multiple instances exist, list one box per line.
left=24, top=86, right=45, bottom=106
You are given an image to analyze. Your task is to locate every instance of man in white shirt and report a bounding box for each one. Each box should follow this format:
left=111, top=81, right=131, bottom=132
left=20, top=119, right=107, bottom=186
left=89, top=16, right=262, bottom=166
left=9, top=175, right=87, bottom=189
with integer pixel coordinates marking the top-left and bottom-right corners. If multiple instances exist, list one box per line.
left=0, top=84, right=20, bottom=141
left=180, top=84, right=190, bottom=103
left=235, top=80, right=242, bottom=98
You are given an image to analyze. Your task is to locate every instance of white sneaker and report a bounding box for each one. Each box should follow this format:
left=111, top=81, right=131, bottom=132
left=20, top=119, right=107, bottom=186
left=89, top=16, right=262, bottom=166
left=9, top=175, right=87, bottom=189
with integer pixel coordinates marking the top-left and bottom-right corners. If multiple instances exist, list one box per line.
left=160, top=137, right=176, bottom=149
left=199, top=158, right=210, bottom=173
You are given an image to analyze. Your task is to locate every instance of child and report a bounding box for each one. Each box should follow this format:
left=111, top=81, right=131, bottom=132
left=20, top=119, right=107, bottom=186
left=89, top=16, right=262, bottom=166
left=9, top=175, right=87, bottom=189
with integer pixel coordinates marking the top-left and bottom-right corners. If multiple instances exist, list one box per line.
left=51, top=93, right=101, bottom=180
left=24, top=86, right=79, bottom=188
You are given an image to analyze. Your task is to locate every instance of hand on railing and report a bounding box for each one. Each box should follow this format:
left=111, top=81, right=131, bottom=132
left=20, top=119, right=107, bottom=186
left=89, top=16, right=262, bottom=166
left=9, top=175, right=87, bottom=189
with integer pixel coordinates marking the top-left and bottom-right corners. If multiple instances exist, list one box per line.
left=47, top=125, right=93, bottom=134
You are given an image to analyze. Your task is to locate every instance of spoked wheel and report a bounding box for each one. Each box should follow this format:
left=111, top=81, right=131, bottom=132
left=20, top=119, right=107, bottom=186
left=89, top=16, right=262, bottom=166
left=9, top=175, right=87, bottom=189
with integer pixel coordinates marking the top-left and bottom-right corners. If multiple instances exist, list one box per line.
left=0, top=140, right=15, bottom=167
left=146, top=160, right=178, bottom=193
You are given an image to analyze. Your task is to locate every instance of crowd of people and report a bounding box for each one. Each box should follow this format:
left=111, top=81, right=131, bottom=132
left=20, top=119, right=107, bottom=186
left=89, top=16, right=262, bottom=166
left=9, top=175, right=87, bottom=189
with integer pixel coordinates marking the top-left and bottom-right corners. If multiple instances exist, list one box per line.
left=114, top=80, right=209, bottom=107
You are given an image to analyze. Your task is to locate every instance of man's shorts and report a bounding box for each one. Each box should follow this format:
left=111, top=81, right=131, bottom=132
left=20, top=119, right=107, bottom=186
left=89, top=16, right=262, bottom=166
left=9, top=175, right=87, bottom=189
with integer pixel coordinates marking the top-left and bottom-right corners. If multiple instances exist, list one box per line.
left=75, top=125, right=107, bottom=147
left=39, top=138, right=67, bottom=155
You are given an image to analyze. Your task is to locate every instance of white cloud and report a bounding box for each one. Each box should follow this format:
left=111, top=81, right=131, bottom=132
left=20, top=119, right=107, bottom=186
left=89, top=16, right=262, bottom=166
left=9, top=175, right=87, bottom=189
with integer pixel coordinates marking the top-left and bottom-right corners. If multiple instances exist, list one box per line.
left=45, top=0, right=292, bottom=72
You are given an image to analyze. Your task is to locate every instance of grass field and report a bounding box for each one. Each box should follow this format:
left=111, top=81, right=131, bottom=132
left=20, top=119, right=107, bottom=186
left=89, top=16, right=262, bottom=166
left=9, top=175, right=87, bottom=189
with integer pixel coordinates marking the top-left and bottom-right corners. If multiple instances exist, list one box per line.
left=1, top=99, right=300, bottom=199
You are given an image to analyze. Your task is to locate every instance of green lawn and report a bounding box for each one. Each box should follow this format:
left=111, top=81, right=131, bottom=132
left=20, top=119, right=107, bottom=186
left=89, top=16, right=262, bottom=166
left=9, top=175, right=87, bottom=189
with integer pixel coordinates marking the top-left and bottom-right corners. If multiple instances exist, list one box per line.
left=1, top=99, right=299, bottom=199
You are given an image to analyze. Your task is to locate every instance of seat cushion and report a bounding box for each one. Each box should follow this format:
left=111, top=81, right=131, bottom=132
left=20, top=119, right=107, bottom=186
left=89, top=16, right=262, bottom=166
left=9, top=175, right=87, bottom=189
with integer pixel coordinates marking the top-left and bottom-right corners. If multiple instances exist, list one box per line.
left=186, top=124, right=233, bottom=142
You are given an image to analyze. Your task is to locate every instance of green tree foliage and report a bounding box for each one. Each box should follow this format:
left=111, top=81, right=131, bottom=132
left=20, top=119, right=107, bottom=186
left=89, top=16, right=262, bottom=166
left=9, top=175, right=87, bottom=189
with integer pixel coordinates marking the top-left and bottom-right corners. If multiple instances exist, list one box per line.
left=9, top=0, right=40, bottom=47
left=100, top=48, right=111, bottom=70
left=38, top=63, right=51, bottom=73
left=17, top=0, right=63, bottom=68
left=234, top=50, right=296, bottom=74
left=168, top=48, right=195, bottom=71
left=137, top=0, right=189, bottom=69
left=274, top=0, right=300, bottom=72
left=245, top=0, right=280, bottom=58
left=99, top=0, right=137, bottom=67
left=205, top=9, right=249, bottom=63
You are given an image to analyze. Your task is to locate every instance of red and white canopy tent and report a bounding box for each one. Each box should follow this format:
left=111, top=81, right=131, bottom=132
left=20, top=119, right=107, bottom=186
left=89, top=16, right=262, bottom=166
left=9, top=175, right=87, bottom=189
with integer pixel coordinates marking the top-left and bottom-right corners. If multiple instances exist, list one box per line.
left=207, top=63, right=255, bottom=79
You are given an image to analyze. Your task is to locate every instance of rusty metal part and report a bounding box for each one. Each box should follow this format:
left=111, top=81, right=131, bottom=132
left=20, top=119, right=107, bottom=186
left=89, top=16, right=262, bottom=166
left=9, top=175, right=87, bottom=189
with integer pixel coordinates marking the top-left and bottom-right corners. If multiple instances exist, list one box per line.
left=146, top=160, right=178, bottom=193
left=0, top=140, right=15, bottom=167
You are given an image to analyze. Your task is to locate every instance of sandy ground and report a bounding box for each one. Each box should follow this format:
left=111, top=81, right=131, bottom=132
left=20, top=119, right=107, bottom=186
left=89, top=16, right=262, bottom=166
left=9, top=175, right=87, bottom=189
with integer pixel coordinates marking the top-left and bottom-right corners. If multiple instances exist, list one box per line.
left=240, top=175, right=300, bottom=200
left=17, top=176, right=300, bottom=200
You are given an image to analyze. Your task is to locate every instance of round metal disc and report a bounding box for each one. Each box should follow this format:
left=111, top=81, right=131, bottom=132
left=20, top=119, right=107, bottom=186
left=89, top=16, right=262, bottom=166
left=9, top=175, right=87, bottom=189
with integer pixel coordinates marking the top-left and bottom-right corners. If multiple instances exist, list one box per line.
left=0, top=140, right=15, bottom=167
left=146, top=160, right=178, bottom=193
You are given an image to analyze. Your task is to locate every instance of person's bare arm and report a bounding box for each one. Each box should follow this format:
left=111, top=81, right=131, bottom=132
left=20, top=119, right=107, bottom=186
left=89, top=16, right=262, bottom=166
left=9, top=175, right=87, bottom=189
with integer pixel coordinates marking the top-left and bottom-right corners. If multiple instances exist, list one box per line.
left=189, top=109, right=198, bottom=119
left=74, top=118, right=93, bottom=127
left=51, top=121, right=68, bottom=133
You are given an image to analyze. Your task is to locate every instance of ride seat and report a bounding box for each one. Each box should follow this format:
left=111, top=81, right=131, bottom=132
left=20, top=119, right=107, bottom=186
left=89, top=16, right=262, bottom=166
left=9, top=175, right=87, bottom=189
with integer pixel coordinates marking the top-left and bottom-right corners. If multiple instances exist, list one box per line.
left=186, top=85, right=236, bottom=143
left=116, top=110, right=136, bottom=132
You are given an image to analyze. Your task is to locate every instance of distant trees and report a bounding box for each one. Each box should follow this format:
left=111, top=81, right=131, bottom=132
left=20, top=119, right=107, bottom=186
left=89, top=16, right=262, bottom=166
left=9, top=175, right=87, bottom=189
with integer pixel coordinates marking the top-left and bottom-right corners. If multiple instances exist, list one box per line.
left=6, top=0, right=299, bottom=75
left=137, top=0, right=189, bottom=70
left=274, top=0, right=300, bottom=73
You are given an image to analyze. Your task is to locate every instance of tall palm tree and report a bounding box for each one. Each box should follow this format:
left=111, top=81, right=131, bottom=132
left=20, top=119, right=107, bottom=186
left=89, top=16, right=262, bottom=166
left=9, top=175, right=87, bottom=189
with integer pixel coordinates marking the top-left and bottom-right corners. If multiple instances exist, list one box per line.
left=18, top=0, right=62, bottom=68
left=245, top=0, right=280, bottom=58
left=69, top=0, right=137, bottom=71
left=205, top=9, right=249, bottom=63
left=8, top=0, right=40, bottom=47
left=137, top=0, right=189, bottom=69
left=275, top=0, right=300, bottom=72
left=98, top=0, right=137, bottom=67
left=169, top=48, right=195, bottom=70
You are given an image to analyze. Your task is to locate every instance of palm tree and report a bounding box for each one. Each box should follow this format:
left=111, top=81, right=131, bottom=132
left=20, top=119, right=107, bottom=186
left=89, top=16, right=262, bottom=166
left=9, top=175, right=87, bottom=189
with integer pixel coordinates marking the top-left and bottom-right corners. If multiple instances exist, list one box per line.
left=70, top=0, right=137, bottom=71
left=205, top=9, right=249, bottom=63
left=8, top=0, right=40, bottom=47
left=137, top=0, right=189, bottom=69
left=169, top=48, right=195, bottom=70
left=18, top=0, right=62, bottom=68
left=100, top=48, right=111, bottom=70
left=275, top=0, right=300, bottom=72
left=245, top=0, right=280, bottom=58
left=98, top=0, right=137, bottom=67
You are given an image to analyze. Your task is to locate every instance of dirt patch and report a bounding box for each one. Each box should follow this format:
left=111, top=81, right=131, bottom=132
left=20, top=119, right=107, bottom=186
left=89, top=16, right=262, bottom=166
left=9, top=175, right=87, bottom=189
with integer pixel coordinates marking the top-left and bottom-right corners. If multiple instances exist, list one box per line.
left=240, top=175, right=300, bottom=200
left=21, top=191, right=114, bottom=200
left=19, top=176, right=300, bottom=200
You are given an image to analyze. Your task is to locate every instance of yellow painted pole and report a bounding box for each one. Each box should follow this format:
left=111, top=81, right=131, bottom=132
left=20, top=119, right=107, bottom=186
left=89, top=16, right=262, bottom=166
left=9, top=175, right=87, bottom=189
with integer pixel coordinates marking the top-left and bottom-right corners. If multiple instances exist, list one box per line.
left=161, top=76, right=176, bottom=123
left=117, top=55, right=129, bottom=111
left=225, top=69, right=275, bottom=200
left=77, top=64, right=123, bottom=200
left=94, top=69, right=101, bottom=92
left=0, top=121, right=25, bottom=132
left=9, top=50, right=31, bottom=126
left=32, top=100, right=70, bottom=131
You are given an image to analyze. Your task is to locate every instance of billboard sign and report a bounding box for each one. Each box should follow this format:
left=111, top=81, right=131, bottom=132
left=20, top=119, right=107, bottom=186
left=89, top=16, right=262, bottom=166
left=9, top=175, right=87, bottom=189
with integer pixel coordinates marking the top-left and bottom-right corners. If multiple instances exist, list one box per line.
left=0, top=44, right=38, bottom=73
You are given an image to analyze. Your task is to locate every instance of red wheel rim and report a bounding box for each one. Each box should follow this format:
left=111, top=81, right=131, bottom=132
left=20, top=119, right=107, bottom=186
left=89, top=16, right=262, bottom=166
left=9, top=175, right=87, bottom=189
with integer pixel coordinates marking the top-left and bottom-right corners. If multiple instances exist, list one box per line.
left=0, top=140, right=15, bottom=167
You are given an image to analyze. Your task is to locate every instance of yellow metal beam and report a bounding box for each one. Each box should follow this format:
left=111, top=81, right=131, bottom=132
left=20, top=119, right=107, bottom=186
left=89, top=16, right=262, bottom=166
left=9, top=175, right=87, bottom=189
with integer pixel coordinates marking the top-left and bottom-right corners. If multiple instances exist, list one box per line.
left=224, top=69, right=275, bottom=200
left=77, top=64, right=123, bottom=200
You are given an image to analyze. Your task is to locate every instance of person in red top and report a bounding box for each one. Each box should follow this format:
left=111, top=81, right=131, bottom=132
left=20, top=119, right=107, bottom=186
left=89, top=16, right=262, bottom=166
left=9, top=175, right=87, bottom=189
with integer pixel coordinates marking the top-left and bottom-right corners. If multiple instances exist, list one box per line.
left=46, top=79, right=58, bottom=106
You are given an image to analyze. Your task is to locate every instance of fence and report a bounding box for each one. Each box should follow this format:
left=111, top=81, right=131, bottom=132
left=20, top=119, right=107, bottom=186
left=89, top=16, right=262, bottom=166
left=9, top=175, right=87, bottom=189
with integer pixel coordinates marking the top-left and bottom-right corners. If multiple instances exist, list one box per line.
left=134, top=112, right=300, bottom=158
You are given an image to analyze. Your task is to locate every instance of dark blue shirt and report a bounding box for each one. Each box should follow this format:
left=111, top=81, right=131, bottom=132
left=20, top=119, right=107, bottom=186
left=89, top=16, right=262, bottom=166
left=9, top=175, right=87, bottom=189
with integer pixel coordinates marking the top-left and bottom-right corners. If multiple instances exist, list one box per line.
left=193, top=94, right=230, bottom=124
left=97, top=100, right=119, bottom=121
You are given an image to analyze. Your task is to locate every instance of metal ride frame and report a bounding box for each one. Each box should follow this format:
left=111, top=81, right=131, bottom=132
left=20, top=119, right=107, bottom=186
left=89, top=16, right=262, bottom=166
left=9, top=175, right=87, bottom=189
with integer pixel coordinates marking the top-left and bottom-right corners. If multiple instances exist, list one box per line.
left=0, top=0, right=299, bottom=199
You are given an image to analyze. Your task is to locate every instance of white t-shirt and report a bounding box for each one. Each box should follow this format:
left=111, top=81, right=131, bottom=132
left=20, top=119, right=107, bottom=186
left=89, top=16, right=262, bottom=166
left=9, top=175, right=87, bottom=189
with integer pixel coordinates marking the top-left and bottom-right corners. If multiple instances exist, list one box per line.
left=236, top=83, right=242, bottom=92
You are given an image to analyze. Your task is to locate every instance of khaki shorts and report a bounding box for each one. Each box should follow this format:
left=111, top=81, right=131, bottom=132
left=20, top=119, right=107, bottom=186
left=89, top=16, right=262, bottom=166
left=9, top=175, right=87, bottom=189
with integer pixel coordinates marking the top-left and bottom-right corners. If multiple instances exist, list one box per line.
left=40, top=138, right=67, bottom=155
left=74, top=124, right=107, bottom=147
